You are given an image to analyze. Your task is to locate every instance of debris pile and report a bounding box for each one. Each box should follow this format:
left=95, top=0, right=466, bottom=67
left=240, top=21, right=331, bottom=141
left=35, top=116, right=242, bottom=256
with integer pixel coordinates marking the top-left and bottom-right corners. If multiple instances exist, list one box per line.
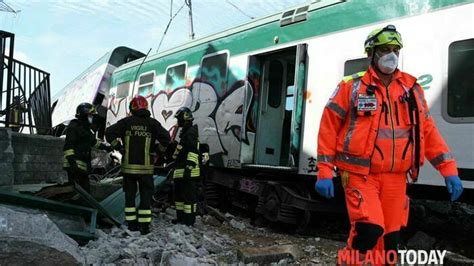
left=0, top=206, right=84, bottom=265
left=0, top=200, right=472, bottom=265
left=82, top=214, right=233, bottom=265
left=80, top=209, right=344, bottom=265
left=3, top=197, right=474, bottom=265
left=403, top=199, right=474, bottom=262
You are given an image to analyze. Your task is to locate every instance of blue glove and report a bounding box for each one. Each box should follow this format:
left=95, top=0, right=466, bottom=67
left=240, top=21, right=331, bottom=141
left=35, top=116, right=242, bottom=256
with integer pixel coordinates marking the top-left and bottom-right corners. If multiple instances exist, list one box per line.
left=315, top=179, right=334, bottom=199
left=445, top=176, right=463, bottom=201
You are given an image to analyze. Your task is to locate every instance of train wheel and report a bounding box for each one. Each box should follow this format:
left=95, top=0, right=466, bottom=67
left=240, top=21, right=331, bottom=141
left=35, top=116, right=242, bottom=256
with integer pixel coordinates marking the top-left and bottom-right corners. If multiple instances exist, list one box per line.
left=203, top=181, right=220, bottom=207
left=262, top=188, right=281, bottom=223
left=287, top=184, right=313, bottom=233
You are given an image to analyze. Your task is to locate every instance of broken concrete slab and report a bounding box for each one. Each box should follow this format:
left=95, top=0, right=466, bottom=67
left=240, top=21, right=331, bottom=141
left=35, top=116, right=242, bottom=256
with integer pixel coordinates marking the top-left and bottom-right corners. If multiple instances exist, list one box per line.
left=202, top=215, right=222, bottom=227
left=202, top=235, right=223, bottom=254
left=203, top=205, right=231, bottom=223
left=237, top=244, right=301, bottom=264
left=0, top=189, right=97, bottom=242
left=2, top=204, right=89, bottom=235
left=0, top=205, right=84, bottom=265
left=230, top=219, right=246, bottom=231
left=167, top=253, right=200, bottom=265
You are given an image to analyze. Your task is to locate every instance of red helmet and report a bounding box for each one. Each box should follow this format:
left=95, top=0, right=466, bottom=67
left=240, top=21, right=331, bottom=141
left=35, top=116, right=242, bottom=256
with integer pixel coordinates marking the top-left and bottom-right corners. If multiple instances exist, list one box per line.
left=129, top=96, right=148, bottom=112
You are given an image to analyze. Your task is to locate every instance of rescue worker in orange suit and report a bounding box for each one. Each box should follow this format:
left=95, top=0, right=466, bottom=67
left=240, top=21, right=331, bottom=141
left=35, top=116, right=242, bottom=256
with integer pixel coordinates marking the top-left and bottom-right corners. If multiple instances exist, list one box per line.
left=105, top=96, right=170, bottom=235
left=315, top=25, right=464, bottom=263
left=63, top=103, right=112, bottom=193
left=172, top=107, right=201, bottom=226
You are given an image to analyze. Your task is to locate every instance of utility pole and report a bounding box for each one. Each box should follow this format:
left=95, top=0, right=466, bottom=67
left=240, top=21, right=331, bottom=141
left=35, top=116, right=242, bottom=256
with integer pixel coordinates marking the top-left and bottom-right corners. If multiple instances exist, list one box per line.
left=185, top=0, right=195, bottom=40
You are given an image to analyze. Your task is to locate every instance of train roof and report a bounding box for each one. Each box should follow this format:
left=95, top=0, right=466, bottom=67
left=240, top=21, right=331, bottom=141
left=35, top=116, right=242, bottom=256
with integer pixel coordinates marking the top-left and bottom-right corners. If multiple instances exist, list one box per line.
left=115, top=0, right=341, bottom=71
left=113, top=0, right=472, bottom=75
left=52, top=46, right=143, bottom=101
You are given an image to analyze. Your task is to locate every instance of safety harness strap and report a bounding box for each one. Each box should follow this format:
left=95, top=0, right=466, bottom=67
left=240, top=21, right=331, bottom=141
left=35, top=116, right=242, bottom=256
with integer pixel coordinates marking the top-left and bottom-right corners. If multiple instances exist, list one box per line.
left=408, top=85, right=420, bottom=181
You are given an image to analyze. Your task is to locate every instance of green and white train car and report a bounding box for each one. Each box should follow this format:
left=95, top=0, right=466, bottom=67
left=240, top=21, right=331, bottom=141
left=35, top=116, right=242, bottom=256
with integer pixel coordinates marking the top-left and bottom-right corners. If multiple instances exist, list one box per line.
left=106, top=0, right=474, bottom=220
left=52, top=46, right=144, bottom=135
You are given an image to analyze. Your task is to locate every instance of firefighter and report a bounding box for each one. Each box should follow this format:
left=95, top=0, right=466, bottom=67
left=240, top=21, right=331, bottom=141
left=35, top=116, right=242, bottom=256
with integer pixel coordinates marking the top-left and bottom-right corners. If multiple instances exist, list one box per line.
left=315, top=25, right=463, bottom=262
left=63, top=103, right=112, bottom=193
left=172, top=106, right=200, bottom=226
left=105, top=95, right=170, bottom=235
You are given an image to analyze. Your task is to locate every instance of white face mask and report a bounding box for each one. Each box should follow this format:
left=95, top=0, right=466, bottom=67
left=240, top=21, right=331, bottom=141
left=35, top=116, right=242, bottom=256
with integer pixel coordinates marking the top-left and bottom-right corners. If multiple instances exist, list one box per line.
left=88, top=116, right=93, bottom=124
left=376, top=52, right=398, bottom=74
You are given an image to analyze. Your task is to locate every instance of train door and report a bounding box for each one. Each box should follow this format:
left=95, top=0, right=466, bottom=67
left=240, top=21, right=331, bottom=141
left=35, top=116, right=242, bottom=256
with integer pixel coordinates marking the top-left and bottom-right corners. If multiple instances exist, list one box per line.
left=251, top=45, right=307, bottom=168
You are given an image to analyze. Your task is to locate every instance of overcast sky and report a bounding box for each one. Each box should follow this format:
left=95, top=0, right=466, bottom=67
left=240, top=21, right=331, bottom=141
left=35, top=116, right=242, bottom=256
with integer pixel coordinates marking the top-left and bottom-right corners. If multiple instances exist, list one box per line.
left=1, top=0, right=309, bottom=96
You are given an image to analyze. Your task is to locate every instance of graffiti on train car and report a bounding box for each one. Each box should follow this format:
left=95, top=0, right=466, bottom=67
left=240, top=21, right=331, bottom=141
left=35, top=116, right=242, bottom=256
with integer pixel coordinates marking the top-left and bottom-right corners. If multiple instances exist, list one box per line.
left=107, top=79, right=257, bottom=168
left=53, top=63, right=115, bottom=126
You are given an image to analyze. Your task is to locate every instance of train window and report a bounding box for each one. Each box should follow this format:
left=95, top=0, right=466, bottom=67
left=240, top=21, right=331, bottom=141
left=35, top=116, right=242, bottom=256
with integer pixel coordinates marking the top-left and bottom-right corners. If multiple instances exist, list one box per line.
left=200, top=52, right=228, bottom=96
left=268, top=60, right=283, bottom=108
left=165, top=63, right=187, bottom=90
left=116, top=82, right=130, bottom=98
left=280, top=5, right=309, bottom=27
left=448, top=39, right=474, bottom=118
left=138, top=71, right=155, bottom=96
left=344, top=57, right=369, bottom=76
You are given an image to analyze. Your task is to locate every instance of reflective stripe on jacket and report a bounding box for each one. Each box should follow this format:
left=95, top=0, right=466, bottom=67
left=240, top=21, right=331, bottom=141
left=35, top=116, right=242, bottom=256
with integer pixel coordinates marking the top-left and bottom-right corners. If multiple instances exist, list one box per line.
left=105, top=109, right=171, bottom=175
left=317, top=66, right=458, bottom=179
left=173, top=124, right=200, bottom=179
left=63, top=119, right=97, bottom=172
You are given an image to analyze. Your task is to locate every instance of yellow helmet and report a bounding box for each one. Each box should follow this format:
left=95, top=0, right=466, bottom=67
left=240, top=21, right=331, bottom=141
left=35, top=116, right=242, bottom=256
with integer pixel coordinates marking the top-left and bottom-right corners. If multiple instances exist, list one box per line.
left=364, top=25, right=403, bottom=53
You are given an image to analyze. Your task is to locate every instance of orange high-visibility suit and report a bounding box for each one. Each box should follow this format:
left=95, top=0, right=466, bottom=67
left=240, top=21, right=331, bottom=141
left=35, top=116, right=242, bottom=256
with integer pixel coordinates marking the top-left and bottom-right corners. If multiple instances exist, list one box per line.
left=317, top=66, right=458, bottom=254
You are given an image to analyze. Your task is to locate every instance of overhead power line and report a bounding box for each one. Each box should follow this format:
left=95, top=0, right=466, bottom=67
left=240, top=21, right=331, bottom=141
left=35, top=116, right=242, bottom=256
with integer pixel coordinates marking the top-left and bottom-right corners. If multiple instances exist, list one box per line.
left=0, top=0, right=20, bottom=14
left=156, top=1, right=186, bottom=53
left=225, top=0, right=254, bottom=19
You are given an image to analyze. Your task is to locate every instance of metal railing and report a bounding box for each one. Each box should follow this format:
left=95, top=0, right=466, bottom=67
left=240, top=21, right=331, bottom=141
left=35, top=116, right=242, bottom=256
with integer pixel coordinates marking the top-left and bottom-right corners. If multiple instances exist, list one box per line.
left=0, top=30, right=52, bottom=134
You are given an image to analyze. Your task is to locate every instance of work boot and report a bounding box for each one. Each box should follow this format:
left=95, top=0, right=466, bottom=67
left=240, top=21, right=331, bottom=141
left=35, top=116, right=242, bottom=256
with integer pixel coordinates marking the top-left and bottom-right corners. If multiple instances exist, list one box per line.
left=140, top=224, right=150, bottom=235
left=127, top=221, right=140, bottom=232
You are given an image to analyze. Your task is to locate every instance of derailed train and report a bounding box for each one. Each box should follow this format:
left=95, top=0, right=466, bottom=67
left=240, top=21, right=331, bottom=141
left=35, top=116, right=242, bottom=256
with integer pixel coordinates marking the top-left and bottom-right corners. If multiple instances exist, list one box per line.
left=52, top=0, right=474, bottom=227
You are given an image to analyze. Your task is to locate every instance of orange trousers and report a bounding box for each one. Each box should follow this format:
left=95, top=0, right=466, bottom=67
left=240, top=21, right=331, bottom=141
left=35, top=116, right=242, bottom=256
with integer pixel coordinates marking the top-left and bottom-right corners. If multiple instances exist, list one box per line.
left=344, top=172, right=409, bottom=254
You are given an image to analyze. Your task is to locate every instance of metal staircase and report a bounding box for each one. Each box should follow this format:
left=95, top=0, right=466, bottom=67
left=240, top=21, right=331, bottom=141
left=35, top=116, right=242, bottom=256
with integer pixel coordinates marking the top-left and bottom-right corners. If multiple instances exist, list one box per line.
left=0, top=30, right=52, bottom=134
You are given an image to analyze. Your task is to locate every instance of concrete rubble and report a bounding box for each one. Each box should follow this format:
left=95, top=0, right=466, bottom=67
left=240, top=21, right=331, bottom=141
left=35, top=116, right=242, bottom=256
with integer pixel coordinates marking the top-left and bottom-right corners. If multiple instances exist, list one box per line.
left=237, top=244, right=301, bottom=264
left=2, top=197, right=474, bottom=265
left=0, top=206, right=84, bottom=265
left=78, top=199, right=474, bottom=265
left=80, top=209, right=344, bottom=265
